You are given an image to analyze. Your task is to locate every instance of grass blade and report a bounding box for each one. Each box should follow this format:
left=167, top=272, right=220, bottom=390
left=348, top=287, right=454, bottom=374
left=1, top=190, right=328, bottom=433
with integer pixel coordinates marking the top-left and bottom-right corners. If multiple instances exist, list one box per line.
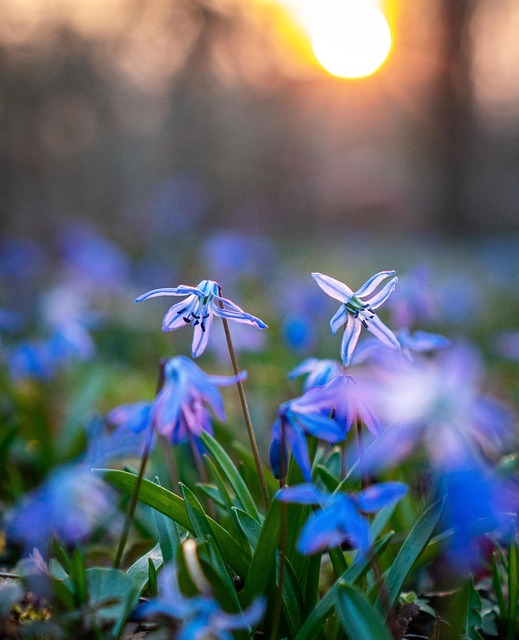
left=336, top=582, right=392, bottom=640
left=375, top=499, right=444, bottom=614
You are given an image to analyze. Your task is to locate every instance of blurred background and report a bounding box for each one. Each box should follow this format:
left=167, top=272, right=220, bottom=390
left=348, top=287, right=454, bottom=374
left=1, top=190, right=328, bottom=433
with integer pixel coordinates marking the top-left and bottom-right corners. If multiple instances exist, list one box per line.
left=1, top=0, right=519, bottom=513
left=1, top=0, right=519, bottom=248
left=1, top=0, right=519, bottom=386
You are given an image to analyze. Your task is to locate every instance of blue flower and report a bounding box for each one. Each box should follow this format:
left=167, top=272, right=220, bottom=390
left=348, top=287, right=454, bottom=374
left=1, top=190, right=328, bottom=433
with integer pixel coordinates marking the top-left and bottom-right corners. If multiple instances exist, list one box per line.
left=438, top=459, right=518, bottom=572
left=109, top=357, right=245, bottom=446
left=269, top=395, right=345, bottom=482
left=140, top=563, right=265, bottom=640
left=288, top=358, right=344, bottom=391
left=135, top=279, right=267, bottom=358
left=8, top=464, right=114, bottom=552
left=277, top=482, right=407, bottom=555
left=312, top=271, right=400, bottom=366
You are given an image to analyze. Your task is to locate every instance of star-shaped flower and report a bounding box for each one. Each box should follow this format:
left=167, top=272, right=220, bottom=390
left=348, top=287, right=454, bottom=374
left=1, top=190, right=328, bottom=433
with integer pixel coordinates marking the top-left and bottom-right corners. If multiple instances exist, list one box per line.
left=277, top=482, right=407, bottom=555
left=135, top=279, right=267, bottom=358
left=312, top=271, right=400, bottom=366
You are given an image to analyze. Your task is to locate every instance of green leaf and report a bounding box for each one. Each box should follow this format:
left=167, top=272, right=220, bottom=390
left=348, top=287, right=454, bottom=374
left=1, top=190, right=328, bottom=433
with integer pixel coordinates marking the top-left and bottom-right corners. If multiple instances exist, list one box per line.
left=180, top=483, right=242, bottom=611
left=314, top=464, right=339, bottom=492
left=148, top=558, right=158, bottom=598
left=97, top=468, right=251, bottom=578
left=200, top=430, right=260, bottom=520
left=279, top=555, right=304, bottom=635
left=152, top=480, right=181, bottom=564
left=445, top=578, right=484, bottom=640
left=294, top=532, right=394, bottom=640
left=370, top=501, right=400, bottom=542
left=375, top=499, right=444, bottom=613
left=196, top=482, right=227, bottom=509
left=242, top=498, right=281, bottom=606
left=126, top=543, right=163, bottom=594
left=336, top=582, right=392, bottom=640
left=233, top=507, right=262, bottom=548
left=84, top=568, right=140, bottom=638
left=508, top=534, right=518, bottom=640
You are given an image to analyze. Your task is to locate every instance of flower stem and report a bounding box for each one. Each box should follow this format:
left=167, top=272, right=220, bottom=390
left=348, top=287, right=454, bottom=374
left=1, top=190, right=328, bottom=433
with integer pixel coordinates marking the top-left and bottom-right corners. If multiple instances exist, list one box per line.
left=218, top=292, right=270, bottom=510
left=113, top=361, right=165, bottom=569
left=113, top=440, right=151, bottom=569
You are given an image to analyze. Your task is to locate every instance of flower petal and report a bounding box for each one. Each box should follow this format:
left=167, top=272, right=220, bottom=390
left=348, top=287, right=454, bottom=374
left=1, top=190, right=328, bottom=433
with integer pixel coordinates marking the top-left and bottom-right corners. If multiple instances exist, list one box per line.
left=363, top=276, right=398, bottom=309
left=312, top=272, right=354, bottom=302
left=365, top=315, right=400, bottom=350
left=356, top=482, right=408, bottom=513
left=297, top=507, right=346, bottom=554
left=191, top=313, right=213, bottom=358
left=277, top=483, right=328, bottom=505
left=162, top=298, right=197, bottom=330
left=340, top=318, right=362, bottom=366
left=285, top=424, right=313, bottom=482
left=211, top=294, right=267, bottom=328
left=134, top=286, right=202, bottom=303
left=330, top=305, right=348, bottom=335
left=354, top=271, right=396, bottom=299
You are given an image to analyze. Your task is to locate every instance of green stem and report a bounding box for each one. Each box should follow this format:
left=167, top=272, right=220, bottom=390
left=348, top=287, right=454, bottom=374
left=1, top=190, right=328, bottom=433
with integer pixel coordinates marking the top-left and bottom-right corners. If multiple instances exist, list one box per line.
left=218, top=292, right=270, bottom=510
left=113, top=361, right=166, bottom=568
left=113, top=440, right=151, bottom=569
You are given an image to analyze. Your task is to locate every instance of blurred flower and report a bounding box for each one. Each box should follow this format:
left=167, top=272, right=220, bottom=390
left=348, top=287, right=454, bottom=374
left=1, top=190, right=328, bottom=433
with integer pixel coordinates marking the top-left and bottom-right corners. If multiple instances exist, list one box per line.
left=363, top=343, right=513, bottom=471
left=439, top=460, right=517, bottom=572
left=85, top=415, right=149, bottom=466
left=201, top=230, right=275, bottom=285
left=352, top=329, right=451, bottom=369
left=387, top=266, right=440, bottom=329
left=312, top=271, right=399, bottom=366
left=135, top=279, right=267, bottom=358
left=277, top=482, right=407, bottom=555
left=57, top=223, right=129, bottom=291
left=493, top=330, right=519, bottom=361
left=300, top=374, right=382, bottom=437
left=108, top=357, right=245, bottom=447
left=275, top=276, right=326, bottom=354
left=270, top=394, right=344, bottom=482
left=140, top=563, right=264, bottom=640
left=288, top=358, right=343, bottom=391
left=7, top=341, right=56, bottom=381
left=8, top=464, right=114, bottom=552
left=206, top=320, right=267, bottom=362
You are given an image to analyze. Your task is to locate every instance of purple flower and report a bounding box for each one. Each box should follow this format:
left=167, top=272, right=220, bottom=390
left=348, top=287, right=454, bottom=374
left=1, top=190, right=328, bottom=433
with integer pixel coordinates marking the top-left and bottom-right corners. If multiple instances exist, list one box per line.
left=363, top=343, right=513, bottom=471
left=351, top=329, right=451, bottom=369
left=140, top=563, right=264, bottom=640
left=108, top=357, right=245, bottom=446
left=386, top=266, right=440, bottom=329
left=288, top=358, right=344, bottom=391
left=301, top=374, right=382, bottom=437
left=135, top=279, right=267, bottom=358
left=312, top=271, right=400, bottom=366
left=277, top=482, right=407, bottom=555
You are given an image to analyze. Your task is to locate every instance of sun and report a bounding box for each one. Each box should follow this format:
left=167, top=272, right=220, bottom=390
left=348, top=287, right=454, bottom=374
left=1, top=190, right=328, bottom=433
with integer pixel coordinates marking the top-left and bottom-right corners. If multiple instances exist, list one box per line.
left=309, top=0, right=392, bottom=79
